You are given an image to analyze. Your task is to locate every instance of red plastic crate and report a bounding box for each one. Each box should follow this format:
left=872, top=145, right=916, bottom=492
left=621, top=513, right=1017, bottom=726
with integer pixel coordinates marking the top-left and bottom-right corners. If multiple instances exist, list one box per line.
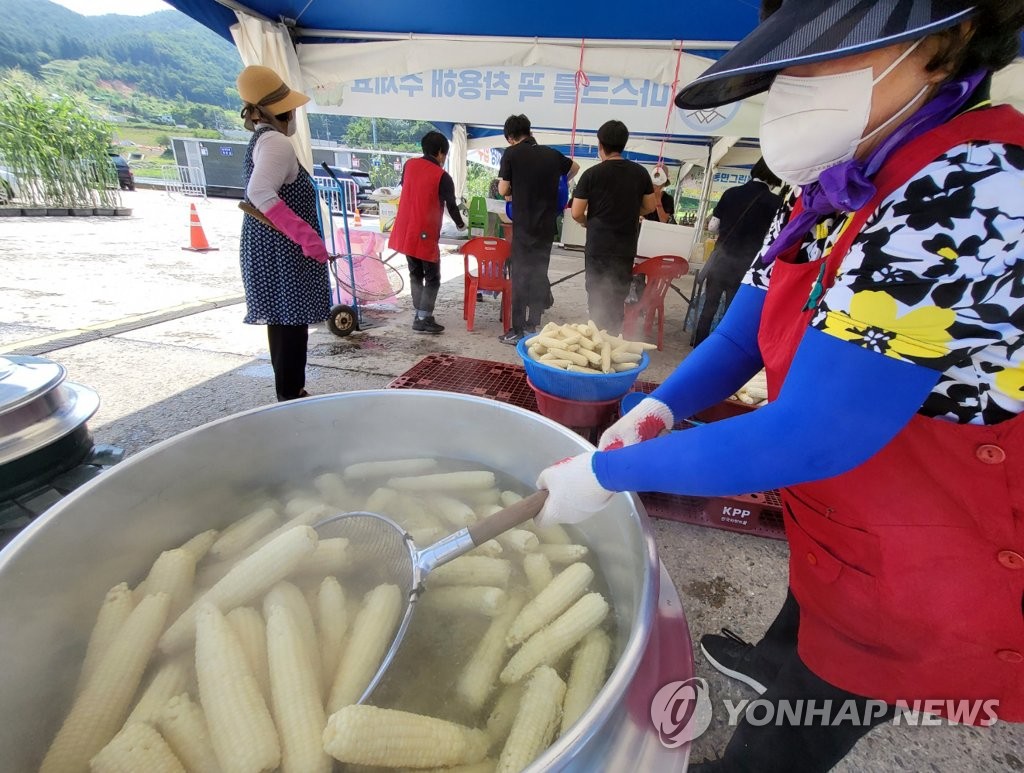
left=387, top=355, right=785, bottom=540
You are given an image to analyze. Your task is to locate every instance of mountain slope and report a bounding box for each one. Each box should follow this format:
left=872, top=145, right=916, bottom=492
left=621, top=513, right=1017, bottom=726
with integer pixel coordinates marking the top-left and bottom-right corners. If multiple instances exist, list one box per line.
left=0, top=0, right=240, bottom=110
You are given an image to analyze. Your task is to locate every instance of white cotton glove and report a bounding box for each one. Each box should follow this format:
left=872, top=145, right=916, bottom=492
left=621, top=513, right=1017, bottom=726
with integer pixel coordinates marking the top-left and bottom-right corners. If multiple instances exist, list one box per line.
left=535, top=452, right=615, bottom=527
left=598, top=397, right=674, bottom=451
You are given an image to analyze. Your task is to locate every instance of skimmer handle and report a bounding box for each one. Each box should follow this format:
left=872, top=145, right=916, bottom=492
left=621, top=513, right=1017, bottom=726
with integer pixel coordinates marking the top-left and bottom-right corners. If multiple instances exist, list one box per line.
left=467, top=490, right=548, bottom=546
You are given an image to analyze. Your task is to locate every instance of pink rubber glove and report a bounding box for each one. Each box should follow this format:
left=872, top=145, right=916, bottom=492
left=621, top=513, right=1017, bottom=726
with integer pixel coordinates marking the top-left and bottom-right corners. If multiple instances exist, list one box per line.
left=598, top=397, right=674, bottom=451
left=535, top=452, right=615, bottom=527
left=264, top=199, right=330, bottom=263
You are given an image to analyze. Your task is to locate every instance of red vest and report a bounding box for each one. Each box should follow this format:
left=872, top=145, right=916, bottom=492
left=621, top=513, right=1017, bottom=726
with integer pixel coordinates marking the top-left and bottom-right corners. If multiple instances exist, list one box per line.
left=388, top=157, right=445, bottom=262
left=759, top=106, right=1024, bottom=723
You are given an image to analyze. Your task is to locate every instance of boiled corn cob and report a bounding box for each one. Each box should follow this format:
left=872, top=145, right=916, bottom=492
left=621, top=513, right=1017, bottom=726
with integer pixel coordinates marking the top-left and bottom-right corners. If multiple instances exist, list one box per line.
left=387, top=471, right=496, bottom=492
left=134, top=549, right=196, bottom=616
left=292, top=537, right=350, bottom=578
left=398, top=762, right=496, bottom=773
left=536, top=543, right=589, bottom=564
left=499, top=491, right=523, bottom=508
left=316, top=577, right=348, bottom=695
left=75, top=582, right=134, bottom=695
left=469, top=539, right=503, bottom=558
left=41, top=592, right=171, bottom=773
left=467, top=488, right=502, bottom=508
left=155, top=693, right=222, bottom=773
left=312, top=472, right=354, bottom=508
left=265, top=605, right=332, bottom=773
left=89, top=722, right=186, bottom=773
left=496, top=666, right=566, bottom=773
left=159, top=525, right=318, bottom=653
left=496, top=529, right=539, bottom=555
left=421, top=586, right=508, bottom=618
left=229, top=502, right=331, bottom=567
left=225, top=607, right=270, bottom=703
left=343, top=458, right=438, bottom=481
left=507, top=562, right=593, bottom=646
left=364, top=486, right=399, bottom=514
left=500, top=593, right=609, bottom=684
left=208, top=508, right=279, bottom=561
left=125, top=657, right=190, bottom=726
left=560, top=629, right=612, bottom=735
left=522, top=553, right=554, bottom=597
left=322, top=705, right=489, bottom=768
left=456, top=590, right=527, bottom=711
left=327, top=583, right=402, bottom=711
left=194, top=603, right=280, bottom=773
left=535, top=524, right=572, bottom=545
left=283, top=494, right=322, bottom=519
left=177, top=530, right=219, bottom=563
left=429, top=556, right=512, bottom=589
left=485, top=683, right=524, bottom=747
left=425, top=493, right=477, bottom=527
left=262, top=582, right=322, bottom=696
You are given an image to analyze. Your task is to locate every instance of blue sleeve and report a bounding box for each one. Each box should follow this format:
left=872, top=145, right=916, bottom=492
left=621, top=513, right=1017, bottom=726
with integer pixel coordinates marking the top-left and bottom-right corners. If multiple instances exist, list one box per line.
left=594, top=328, right=941, bottom=496
left=648, top=283, right=765, bottom=421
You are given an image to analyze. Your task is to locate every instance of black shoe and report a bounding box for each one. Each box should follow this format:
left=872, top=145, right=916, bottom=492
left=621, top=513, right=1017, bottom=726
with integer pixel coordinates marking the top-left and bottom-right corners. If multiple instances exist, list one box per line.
left=525, top=326, right=538, bottom=334
left=476, top=292, right=484, bottom=301
left=412, top=316, right=445, bottom=334
left=498, top=330, right=524, bottom=345
left=699, top=629, right=773, bottom=694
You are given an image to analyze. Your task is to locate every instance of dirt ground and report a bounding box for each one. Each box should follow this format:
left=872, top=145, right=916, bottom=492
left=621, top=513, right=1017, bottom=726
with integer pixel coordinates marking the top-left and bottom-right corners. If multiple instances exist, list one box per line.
left=2, top=189, right=1020, bottom=771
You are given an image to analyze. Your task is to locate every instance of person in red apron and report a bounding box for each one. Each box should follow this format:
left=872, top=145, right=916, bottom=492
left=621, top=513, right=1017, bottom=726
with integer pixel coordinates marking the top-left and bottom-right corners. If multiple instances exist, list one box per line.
left=389, top=131, right=465, bottom=334
left=535, top=1, right=1024, bottom=770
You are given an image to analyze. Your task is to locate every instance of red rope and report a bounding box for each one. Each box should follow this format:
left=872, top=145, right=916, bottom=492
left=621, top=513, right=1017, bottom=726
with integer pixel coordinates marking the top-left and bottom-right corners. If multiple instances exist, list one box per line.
left=569, top=38, right=589, bottom=161
left=656, top=42, right=685, bottom=168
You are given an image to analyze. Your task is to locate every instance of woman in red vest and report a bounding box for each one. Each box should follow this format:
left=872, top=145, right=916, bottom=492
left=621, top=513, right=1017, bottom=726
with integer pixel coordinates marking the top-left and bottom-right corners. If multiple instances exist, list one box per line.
left=535, top=1, right=1024, bottom=769
left=388, top=131, right=465, bottom=334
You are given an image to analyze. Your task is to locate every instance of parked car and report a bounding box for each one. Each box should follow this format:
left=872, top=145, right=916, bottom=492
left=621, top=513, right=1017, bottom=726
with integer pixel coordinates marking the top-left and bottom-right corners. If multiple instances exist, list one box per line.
left=312, top=165, right=374, bottom=213
left=108, top=154, right=135, bottom=191
left=0, top=167, right=18, bottom=204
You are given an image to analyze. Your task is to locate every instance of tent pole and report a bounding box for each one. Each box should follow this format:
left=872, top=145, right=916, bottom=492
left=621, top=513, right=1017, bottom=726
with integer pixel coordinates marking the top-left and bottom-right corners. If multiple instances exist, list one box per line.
left=688, top=145, right=715, bottom=264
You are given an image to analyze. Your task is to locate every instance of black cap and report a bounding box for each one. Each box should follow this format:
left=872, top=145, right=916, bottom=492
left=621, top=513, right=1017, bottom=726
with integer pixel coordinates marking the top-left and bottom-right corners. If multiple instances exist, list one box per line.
left=676, top=0, right=977, bottom=109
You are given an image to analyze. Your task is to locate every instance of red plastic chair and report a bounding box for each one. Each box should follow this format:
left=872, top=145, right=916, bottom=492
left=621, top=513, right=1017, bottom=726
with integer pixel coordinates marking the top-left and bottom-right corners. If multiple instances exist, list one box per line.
left=461, top=237, right=512, bottom=332
left=622, top=255, right=690, bottom=350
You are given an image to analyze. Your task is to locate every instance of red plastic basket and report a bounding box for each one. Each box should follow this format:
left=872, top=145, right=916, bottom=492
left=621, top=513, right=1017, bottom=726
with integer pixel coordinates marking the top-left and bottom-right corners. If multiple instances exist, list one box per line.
left=527, top=378, right=620, bottom=442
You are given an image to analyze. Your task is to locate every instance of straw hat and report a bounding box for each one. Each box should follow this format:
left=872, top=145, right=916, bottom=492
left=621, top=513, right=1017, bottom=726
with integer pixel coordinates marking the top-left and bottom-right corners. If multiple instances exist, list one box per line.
left=237, top=65, right=309, bottom=115
left=676, top=0, right=977, bottom=109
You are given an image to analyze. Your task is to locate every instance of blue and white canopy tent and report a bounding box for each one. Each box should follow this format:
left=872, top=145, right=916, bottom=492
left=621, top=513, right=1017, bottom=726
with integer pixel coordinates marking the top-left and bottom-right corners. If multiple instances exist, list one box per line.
left=165, top=0, right=1024, bottom=224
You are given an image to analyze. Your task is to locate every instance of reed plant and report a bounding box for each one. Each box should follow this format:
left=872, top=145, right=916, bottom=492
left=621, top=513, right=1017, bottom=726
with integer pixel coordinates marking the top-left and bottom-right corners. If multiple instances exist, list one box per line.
left=0, top=73, right=119, bottom=209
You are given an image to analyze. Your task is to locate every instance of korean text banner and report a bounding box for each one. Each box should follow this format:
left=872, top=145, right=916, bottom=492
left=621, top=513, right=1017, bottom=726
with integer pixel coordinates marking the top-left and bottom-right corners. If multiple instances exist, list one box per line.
left=309, top=66, right=761, bottom=138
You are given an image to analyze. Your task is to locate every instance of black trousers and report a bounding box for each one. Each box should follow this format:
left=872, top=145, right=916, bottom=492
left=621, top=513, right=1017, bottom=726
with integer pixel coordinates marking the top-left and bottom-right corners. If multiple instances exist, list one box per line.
left=694, top=248, right=753, bottom=346
left=509, top=235, right=553, bottom=333
left=406, top=256, right=441, bottom=315
left=266, top=324, right=308, bottom=401
left=717, top=591, right=894, bottom=773
left=584, top=252, right=634, bottom=334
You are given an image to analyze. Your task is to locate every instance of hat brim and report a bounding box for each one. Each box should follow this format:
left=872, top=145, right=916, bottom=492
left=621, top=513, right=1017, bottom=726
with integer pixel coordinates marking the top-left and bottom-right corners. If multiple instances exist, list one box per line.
left=676, top=0, right=976, bottom=109
left=263, top=90, right=310, bottom=115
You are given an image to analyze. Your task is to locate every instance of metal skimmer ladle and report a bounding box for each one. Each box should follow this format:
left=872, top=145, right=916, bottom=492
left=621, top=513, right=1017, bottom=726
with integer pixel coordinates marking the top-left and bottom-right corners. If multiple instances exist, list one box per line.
left=313, top=489, right=548, bottom=704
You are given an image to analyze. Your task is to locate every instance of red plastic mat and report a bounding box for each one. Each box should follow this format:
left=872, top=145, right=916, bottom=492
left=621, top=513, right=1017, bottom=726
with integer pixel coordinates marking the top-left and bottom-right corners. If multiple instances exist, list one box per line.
left=387, top=354, right=785, bottom=540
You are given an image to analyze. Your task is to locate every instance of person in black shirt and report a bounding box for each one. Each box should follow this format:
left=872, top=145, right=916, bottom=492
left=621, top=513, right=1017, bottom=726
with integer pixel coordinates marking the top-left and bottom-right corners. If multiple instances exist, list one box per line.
left=570, top=120, right=657, bottom=333
left=497, top=114, right=579, bottom=344
left=693, top=158, right=783, bottom=345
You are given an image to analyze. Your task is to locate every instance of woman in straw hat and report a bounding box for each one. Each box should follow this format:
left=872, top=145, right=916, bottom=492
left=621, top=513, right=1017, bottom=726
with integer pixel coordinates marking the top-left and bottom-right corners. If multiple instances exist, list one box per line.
left=237, top=64, right=330, bottom=401
left=534, top=1, right=1024, bottom=769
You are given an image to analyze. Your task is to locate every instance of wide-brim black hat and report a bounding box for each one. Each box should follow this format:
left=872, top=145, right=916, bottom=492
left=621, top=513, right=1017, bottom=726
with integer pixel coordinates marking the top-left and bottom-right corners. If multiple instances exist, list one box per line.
left=676, top=0, right=977, bottom=109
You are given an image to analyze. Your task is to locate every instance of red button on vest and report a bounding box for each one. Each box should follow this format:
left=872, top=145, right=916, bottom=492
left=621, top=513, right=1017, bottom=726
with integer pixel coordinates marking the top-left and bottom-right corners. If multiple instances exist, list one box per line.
left=806, top=552, right=817, bottom=566
left=996, top=650, right=1023, bottom=664
left=976, top=444, right=1006, bottom=464
left=998, top=550, right=1024, bottom=570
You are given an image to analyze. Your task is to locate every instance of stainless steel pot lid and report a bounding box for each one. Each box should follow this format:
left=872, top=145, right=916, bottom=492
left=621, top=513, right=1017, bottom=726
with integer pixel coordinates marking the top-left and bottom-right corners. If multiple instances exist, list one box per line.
left=0, top=356, right=67, bottom=416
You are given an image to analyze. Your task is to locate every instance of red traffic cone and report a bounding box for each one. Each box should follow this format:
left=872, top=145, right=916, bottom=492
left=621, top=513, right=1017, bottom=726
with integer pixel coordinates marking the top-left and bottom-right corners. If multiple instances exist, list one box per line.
left=182, top=203, right=219, bottom=252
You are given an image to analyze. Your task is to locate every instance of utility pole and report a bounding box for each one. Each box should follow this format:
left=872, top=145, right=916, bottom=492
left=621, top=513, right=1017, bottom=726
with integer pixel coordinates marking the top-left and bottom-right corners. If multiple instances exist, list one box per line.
left=371, top=117, right=378, bottom=149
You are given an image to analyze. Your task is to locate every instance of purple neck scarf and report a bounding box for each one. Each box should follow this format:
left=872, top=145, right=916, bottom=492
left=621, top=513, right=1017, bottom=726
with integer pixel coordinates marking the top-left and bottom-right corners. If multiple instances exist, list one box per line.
left=760, top=69, right=987, bottom=265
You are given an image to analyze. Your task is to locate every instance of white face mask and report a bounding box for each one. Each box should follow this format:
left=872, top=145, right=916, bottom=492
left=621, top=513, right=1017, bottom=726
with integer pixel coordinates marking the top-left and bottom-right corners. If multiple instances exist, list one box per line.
left=759, top=40, right=927, bottom=186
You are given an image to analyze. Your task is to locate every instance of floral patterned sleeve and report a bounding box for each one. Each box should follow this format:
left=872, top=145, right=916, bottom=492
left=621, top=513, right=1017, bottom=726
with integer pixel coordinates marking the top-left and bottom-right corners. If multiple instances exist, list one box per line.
left=812, top=142, right=1024, bottom=424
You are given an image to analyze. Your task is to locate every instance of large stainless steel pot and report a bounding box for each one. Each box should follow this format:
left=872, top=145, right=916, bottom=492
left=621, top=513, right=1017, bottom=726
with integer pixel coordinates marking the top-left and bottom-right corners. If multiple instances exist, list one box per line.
left=0, top=390, right=684, bottom=771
